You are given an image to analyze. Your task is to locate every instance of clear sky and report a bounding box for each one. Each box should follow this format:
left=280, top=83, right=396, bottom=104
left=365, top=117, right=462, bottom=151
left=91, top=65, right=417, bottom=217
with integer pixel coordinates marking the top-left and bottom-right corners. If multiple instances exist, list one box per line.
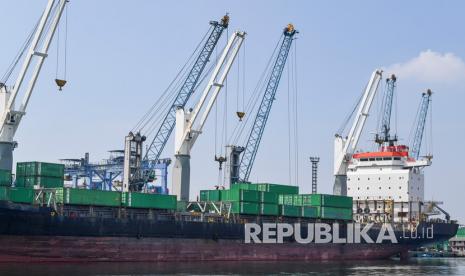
left=2, top=1, right=465, bottom=223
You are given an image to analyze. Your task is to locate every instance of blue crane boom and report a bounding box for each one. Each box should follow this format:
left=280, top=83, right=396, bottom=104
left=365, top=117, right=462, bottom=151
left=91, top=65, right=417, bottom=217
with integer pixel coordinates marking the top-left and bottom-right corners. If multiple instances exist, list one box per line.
left=410, top=89, right=432, bottom=160
left=142, top=16, right=229, bottom=170
left=237, top=24, right=297, bottom=182
left=376, top=75, right=397, bottom=145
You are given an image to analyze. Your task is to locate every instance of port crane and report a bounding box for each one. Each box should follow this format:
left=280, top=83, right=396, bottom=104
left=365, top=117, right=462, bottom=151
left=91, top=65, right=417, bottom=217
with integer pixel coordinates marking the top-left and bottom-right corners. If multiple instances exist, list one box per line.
left=123, top=16, right=230, bottom=192
left=226, top=24, right=297, bottom=186
left=172, top=31, right=246, bottom=200
left=333, top=70, right=383, bottom=195
left=0, top=0, right=67, bottom=171
left=375, top=75, right=397, bottom=146
left=410, top=89, right=432, bottom=160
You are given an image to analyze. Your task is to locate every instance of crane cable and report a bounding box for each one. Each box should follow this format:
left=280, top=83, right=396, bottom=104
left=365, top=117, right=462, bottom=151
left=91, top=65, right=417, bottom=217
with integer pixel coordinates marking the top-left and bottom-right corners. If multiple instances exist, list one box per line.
left=55, top=4, right=68, bottom=84
left=228, top=34, right=283, bottom=146
left=336, top=82, right=368, bottom=137
left=131, top=25, right=214, bottom=133
left=0, top=18, right=40, bottom=86
left=292, top=38, right=299, bottom=187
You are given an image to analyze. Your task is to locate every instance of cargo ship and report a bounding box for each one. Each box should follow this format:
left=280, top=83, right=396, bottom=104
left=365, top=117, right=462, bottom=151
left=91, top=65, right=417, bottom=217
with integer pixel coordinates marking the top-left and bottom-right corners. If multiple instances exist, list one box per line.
left=0, top=1, right=458, bottom=263
left=0, top=170, right=458, bottom=262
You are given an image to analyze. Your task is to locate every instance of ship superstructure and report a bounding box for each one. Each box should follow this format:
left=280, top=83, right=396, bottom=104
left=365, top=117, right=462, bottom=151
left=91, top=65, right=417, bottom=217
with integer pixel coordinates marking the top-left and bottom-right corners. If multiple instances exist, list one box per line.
left=342, top=76, right=435, bottom=224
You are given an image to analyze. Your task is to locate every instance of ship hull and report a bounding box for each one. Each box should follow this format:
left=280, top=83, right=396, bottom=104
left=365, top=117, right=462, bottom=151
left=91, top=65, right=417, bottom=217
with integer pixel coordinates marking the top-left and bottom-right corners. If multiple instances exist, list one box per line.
left=0, top=235, right=411, bottom=262
left=0, top=201, right=457, bottom=262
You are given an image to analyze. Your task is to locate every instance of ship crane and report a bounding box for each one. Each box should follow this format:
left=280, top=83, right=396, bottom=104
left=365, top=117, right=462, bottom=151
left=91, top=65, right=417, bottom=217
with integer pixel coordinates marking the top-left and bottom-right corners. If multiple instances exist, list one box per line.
left=122, top=16, right=229, bottom=192
left=410, top=89, right=433, bottom=160
left=172, top=31, right=246, bottom=201
left=333, top=70, right=383, bottom=195
left=0, top=0, right=67, bottom=171
left=375, top=74, right=397, bottom=146
left=227, top=24, right=297, bottom=185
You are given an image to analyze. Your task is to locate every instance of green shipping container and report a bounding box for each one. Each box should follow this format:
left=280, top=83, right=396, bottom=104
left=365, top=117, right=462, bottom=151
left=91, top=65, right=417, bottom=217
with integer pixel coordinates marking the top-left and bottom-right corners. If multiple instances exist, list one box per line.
left=228, top=189, right=260, bottom=202
left=0, top=186, right=9, bottom=201
left=200, top=190, right=208, bottom=201
left=0, top=170, right=12, bottom=186
left=309, top=194, right=353, bottom=208
left=64, top=188, right=121, bottom=207
left=260, top=203, right=279, bottom=216
left=280, top=205, right=301, bottom=217
left=279, top=194, right=293, bottom=205
left=121, top=192, right=176, bottom=210
left=230, top=183, right=259, bottom=191
left=256, top=183, right=299, bottom=195
left=301, top=194, right=313, bottom=206
left=292, top=195, right=303, bottom=206
left=260, top=191, right=278, bottom=204
left=231, top=202, right=259, bottom=215
left=9, top=187, right=35, bottom=204
left=301, top=206, right=318, bottom=218
left=199, top=190, right=221, bottom=202
left=16, top=162, right=64, bottom=178
left=16, top=176, right=63, bottom=188
left=208, top=190, right=221, bottom=202
left=220, top=190, right=230, bottom=201
left=318, top=206, right=353, bottom=220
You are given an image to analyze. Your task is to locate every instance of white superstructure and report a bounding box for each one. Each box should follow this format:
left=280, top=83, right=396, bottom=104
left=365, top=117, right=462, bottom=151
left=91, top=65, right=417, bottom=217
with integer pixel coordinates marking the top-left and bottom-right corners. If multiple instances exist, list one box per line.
left=347, top=145, right=431, bottom=223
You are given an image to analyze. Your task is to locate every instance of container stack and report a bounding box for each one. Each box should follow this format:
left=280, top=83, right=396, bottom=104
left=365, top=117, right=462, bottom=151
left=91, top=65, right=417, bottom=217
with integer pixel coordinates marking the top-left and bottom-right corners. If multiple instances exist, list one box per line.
left=199, top=182, right=353, bottom=220
left=58, top=188, right=178, bottom=210
left=16, top=162, right=64, bottom=188
left=200, top=182, right=299, bottom=216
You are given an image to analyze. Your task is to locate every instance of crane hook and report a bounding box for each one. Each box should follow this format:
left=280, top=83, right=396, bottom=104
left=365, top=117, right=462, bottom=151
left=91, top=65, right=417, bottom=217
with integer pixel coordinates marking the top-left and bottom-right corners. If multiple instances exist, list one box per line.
left=55, top=78, right=67, bottom=91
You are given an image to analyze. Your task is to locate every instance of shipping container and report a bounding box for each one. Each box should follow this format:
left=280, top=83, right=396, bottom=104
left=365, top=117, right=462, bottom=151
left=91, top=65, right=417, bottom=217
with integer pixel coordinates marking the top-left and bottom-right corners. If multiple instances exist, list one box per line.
left=0, top=170, right=12, bottom=187
left=256, top=183, right=299, bottom=194
left=231, top=202, right=260, bottom=215
left=230, top=183, right=259, bottom=191
left=260, top=191, right=279, bottom=204
left=121, top=192, right=176, bottom=210
left=0, top=186, right=9, bottom=201
left=318, top=206, right=353, bottom=220
left=309, top=194, right=353, bottom=208
left=280, top=205, right=301, bottom=217
left=227, top=189, right=260, bottom=202
left=292, top=194, right=303, bottom=206
left=16, top=162, right=64, bottom=178
left=301, top=206, right=318, bottom=218
left=260, top=203, right=279, bottom=216
left=64, top=188, right=121, bottom=207
left=200, top=190, right=208, bottom=201
left=16, top=176, right=63, bottom=188
left=220, top=190, right=230, bottom=201
left=279, top=194, right=293, bottom=205
left=199, top=190, right=221, bottom=202
left=9, top=187, right=35, bottom=204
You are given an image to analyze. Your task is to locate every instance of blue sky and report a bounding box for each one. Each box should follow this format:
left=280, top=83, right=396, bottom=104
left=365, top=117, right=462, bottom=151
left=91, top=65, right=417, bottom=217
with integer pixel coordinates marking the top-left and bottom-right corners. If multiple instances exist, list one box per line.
left=2, top=1, right=465, bottom=223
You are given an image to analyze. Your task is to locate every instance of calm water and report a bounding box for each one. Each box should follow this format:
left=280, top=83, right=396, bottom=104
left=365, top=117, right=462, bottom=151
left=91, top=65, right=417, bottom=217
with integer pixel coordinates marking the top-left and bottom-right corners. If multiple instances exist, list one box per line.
left=1, top=258, right=465, bottom=275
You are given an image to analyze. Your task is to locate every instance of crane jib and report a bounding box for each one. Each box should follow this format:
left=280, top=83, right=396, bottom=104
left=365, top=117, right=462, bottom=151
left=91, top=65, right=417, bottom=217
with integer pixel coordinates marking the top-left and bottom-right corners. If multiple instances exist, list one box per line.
left=141, top=19, right=228, bottom=176
left=238, top=27, right=297, bottom=182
